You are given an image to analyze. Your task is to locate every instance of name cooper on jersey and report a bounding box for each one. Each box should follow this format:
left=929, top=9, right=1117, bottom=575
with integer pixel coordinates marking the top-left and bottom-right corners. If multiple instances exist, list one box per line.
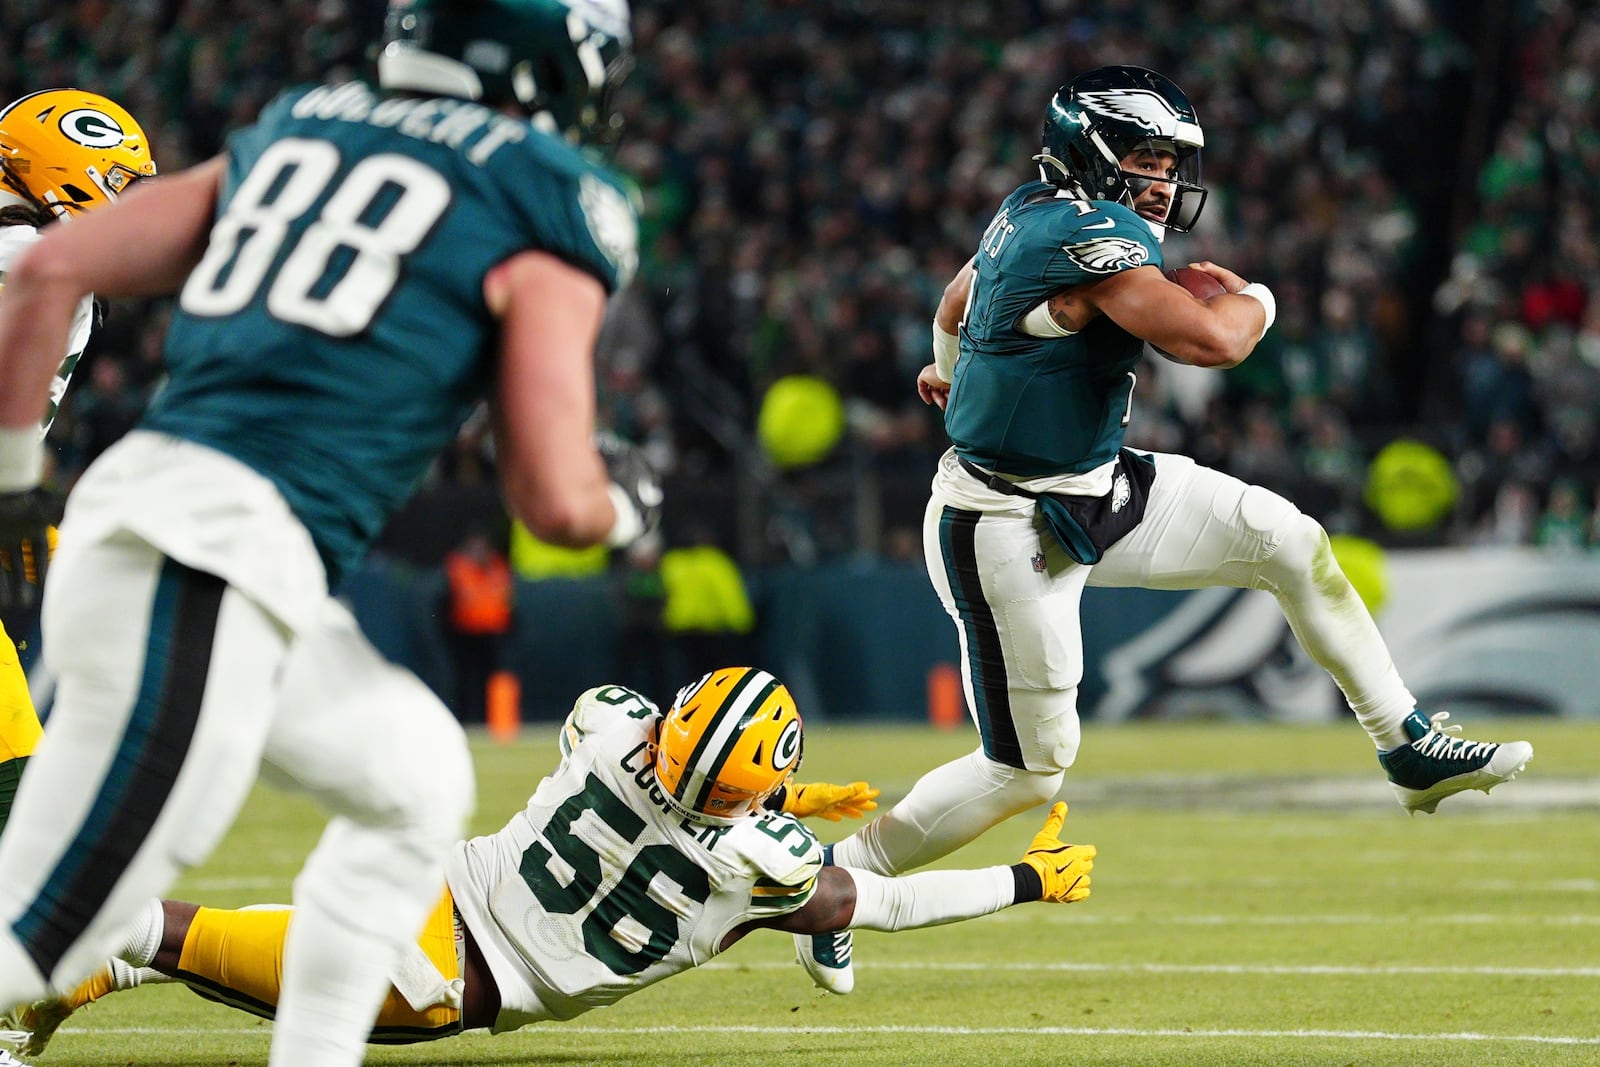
left=618, top=740, right=741, bottom=851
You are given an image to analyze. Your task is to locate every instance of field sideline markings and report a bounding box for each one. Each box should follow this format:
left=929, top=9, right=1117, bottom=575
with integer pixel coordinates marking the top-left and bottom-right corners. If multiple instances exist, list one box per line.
left=68, top=1024, right=1600, bottom=1045
left=704, top=960, right=1600, bottom=978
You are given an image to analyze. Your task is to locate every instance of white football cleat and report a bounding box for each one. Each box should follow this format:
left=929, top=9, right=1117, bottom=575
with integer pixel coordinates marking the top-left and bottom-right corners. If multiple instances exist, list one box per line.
left=794, top=929, right=854, bottom=995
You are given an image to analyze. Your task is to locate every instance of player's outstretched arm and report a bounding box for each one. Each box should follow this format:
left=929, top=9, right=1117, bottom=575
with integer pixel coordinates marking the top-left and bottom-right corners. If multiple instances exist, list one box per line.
left=724, top=802, right=1093, bottom=950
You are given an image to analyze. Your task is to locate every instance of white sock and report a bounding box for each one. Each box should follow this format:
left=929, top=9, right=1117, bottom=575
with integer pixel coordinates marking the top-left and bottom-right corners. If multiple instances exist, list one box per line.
left=107, top=959, right=174, bottom=991
left=830, top=749, right=1060, bottom=875
left=114, top=899, right=166, bottom=968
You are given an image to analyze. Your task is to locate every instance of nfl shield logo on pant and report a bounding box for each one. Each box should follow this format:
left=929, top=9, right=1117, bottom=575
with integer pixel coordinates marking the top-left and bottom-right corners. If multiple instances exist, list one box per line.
left=1032, top=552, right=1047, bottom=572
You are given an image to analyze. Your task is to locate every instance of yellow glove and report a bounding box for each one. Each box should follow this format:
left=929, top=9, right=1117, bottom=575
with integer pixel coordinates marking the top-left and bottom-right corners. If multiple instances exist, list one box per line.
left=781, top=780, right=880, bottom=822
left=1020, top=801, right=1095, bottom=903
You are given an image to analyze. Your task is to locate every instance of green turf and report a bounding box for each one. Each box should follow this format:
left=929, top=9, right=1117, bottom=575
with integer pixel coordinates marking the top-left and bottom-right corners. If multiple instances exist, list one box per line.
left=27, top=717, right=1600, bottom=1066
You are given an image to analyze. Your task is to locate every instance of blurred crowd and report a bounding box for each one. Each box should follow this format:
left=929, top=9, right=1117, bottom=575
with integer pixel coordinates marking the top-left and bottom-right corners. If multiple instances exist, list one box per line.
left=6, top=0, right=1600, bottom=569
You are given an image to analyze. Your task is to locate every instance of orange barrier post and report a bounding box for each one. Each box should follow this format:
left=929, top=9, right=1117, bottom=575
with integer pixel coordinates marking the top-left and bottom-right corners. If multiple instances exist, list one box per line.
left=486, top=670, right=521, bottom=743
left=927, top=662, right=964, bottom=730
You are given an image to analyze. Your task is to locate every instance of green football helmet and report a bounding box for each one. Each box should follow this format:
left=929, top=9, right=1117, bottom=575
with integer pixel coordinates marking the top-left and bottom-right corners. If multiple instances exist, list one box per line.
left=1037, top=65, right=1208, bottom=233
left=378, top=0, right=632, bottom=141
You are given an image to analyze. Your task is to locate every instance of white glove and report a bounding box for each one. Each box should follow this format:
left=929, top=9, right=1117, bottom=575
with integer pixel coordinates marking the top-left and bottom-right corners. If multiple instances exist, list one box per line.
left=598, top=433, right=662, bottom=548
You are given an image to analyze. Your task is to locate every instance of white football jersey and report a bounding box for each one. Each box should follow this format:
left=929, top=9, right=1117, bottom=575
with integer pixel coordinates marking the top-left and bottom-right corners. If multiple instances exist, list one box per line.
left=446, top=684, right=823, bottom=1031
left=0, top=223, right=95, bottom=437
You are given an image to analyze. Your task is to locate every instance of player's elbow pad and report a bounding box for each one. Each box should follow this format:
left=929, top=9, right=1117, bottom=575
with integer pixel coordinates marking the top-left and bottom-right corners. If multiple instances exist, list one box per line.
left=844, top=865, right=1016, bottom=932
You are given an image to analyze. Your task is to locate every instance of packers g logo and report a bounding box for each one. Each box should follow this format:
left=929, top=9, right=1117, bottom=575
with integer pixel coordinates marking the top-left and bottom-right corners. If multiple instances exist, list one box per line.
left=58, top=108, right=126, bottom=149
left=772, top=718, right=801, bottom=771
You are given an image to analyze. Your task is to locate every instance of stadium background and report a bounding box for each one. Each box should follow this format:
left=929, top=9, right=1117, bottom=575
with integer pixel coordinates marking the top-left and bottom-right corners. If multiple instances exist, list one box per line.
left=5, top=0, right=1599, bottom=722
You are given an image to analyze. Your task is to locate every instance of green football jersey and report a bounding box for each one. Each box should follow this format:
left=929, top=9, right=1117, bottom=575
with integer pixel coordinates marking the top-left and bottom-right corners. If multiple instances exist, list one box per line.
left=945, top=181, right=1162, bottom=477
left=143, top=81, right=638, bottom=585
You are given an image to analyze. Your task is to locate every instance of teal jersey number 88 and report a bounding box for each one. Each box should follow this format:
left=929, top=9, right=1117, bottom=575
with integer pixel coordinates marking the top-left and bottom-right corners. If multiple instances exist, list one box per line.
left=180, top=137, right=452, bottom=337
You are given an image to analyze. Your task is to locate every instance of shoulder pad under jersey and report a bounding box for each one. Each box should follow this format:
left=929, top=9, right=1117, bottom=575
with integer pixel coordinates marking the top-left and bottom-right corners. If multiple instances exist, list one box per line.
left=559, top=684, right=661, bottom=758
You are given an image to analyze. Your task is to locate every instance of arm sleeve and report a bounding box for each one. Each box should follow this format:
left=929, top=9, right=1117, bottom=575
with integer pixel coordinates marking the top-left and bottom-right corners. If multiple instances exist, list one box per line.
left=844, top=865, right=1018, bottom=932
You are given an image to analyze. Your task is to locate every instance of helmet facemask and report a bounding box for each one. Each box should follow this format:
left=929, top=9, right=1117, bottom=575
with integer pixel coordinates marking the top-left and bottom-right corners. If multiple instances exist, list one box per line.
left=1038, top=66, right=1210, bottom=234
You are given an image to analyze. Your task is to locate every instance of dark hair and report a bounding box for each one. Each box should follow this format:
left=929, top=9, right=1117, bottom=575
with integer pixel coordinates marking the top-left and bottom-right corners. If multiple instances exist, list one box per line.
left=0, top=201, right=54, bottom=229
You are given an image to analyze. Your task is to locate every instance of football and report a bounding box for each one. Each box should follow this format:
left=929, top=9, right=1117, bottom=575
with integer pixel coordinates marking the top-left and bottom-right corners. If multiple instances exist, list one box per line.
left=1165, top=266, right=1227, bottom=300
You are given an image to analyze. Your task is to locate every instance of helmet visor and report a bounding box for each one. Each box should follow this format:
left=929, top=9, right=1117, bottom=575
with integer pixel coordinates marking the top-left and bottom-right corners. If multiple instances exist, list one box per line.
left=1105, top=134, right=1207, bottom=233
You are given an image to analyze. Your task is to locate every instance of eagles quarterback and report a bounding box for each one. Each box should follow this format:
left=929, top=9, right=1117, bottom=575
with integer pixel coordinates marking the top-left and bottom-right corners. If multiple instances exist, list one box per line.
left=0, top=3, right=665, bottom=1066
left=811, top=65, right=1534, bottom=993
left=0, top=88, right=157, bottom=839
left=4, top=669, right=1092, bottom=1055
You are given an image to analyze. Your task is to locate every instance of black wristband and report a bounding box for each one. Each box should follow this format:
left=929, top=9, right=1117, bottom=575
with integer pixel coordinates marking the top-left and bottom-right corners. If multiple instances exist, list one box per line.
left=1010, top=862, right=1043, bottom=903
left=763, top=785, right=788, bottom=813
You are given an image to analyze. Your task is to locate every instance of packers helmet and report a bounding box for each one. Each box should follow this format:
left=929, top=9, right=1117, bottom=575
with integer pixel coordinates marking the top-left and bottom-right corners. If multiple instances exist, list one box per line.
left=653, top=667, right=803, bottom=825
left=1037, top=65, right=1207, bottom=233
left=0, top=89, right=156, bottom=220
left=378, top=0, right=632, bottom=141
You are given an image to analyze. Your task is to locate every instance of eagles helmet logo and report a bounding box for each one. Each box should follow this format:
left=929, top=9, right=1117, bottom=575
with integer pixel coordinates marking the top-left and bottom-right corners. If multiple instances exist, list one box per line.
left=1065, top=236, right=1149, bottom=274
left=1076, top=89, right=1183, bottom=137
left=57, top=108, right=127, bottom=150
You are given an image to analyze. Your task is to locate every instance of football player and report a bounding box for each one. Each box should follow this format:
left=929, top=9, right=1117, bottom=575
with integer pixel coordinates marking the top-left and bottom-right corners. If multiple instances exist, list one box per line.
left=3, top=669, right=1091, bottom=1056
left=807, top=65, right=1533, bottom=993
left=0, top=4, right=664, bottom=1067
left=0, top=88, right=157, bottom=839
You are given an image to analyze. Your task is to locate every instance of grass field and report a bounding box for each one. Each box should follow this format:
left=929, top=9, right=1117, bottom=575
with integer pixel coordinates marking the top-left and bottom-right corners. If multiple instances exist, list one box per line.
left=24, top=716, right=1600, bottom=1067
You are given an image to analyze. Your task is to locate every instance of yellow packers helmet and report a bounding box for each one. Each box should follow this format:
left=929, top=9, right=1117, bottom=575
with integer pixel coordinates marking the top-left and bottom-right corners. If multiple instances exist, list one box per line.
left=653, top=667, right=803, bottom=825
left=0, top=89, right=156, bottom=219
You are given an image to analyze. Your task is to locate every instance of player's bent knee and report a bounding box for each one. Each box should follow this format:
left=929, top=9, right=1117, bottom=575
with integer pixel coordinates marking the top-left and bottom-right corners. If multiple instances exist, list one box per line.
left=1248, top=497, right=1326, bottom=590
left=977, top=754, right=1064, bottom=810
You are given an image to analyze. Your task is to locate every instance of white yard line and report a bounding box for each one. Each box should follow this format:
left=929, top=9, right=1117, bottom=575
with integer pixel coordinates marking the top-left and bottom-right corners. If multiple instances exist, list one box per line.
left=67, top=1024, right=1600, bottom=1045
left=703, top=960, right=1600, bottom=977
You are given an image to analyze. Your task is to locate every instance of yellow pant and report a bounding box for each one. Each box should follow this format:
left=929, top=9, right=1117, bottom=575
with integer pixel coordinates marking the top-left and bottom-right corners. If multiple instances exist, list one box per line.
left=0, top=617, right=43, bottom=837
left=175, top=890, right=463, bottom=1042
left=0, top=618, right=43, bottom=762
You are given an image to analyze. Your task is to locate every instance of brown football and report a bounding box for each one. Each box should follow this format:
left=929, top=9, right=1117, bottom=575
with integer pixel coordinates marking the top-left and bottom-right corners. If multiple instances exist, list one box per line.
left=1165, top=266, right=1227, bottom=300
